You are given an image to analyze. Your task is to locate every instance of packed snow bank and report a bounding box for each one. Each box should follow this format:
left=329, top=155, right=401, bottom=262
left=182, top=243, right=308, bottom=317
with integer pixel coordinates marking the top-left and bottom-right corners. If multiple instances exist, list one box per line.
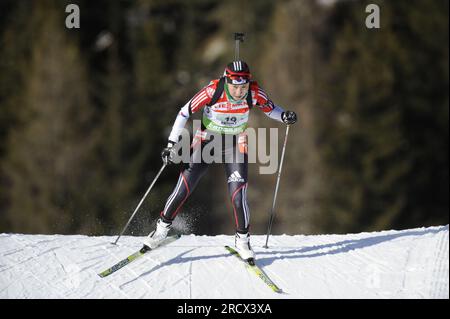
left=0, top=225, right=448, bottom=299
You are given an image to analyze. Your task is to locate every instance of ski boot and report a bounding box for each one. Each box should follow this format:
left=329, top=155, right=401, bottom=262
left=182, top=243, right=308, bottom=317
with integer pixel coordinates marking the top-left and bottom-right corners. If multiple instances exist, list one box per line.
left=235, top=232, right=255, bottom=265
left=143, top=219, right=172, bottom=249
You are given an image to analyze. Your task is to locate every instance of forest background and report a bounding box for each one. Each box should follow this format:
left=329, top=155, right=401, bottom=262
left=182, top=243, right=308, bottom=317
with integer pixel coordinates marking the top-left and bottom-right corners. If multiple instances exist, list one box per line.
left=0, top=0, right=448, bottom=237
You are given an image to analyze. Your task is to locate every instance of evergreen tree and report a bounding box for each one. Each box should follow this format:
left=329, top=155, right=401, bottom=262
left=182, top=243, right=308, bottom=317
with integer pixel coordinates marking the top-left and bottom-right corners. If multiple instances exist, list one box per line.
left=1, top=1, right=96, bottom=234
left=317, top=0, right=449, bottom=232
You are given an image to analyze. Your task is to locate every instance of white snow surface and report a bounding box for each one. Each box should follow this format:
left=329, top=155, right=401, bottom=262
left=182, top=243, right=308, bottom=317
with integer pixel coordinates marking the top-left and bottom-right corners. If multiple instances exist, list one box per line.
left=0, top=225, right=448, bottom=299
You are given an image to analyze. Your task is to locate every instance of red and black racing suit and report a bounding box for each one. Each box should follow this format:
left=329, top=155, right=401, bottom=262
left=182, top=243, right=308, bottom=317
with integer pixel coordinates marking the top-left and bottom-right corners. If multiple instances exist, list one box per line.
left=160, top=79, right=285, bottom=234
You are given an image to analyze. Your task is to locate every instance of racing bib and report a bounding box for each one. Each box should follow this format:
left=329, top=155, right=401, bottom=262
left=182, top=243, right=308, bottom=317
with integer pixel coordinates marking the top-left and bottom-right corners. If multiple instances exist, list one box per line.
left=202, top=103, right=250, bottom=134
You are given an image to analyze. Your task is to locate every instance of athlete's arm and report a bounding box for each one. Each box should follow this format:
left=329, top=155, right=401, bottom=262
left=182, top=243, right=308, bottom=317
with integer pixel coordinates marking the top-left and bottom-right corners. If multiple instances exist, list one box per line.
left=253, top=84, right=285, bottom=123
left=167, top=83, right=214, bottom=144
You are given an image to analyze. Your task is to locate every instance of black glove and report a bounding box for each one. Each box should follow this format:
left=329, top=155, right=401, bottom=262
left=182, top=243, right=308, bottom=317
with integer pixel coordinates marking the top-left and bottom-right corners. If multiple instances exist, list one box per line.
left=161, top=141, right=176, bottom=165
left=282, top=111, right=298, bottom=125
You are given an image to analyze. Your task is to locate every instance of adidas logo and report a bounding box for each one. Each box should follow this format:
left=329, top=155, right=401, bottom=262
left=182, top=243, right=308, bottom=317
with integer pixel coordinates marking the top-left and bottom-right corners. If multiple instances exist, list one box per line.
left=228, top=171, right=245, bottom=183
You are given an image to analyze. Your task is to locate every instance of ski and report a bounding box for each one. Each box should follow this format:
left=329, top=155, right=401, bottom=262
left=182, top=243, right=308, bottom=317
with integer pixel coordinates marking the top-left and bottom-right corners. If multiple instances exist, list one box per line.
left=98, top=234, right=181, bottom=278
left=225, top=245, right=283, bottom=293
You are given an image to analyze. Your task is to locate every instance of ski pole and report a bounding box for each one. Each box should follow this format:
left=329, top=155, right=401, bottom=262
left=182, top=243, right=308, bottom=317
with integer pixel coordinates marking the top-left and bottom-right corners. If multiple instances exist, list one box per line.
left=234, top=32, right=244, bottom=60
left=112, top=163, right=167, bottom=245
left=263, top=125, right=291, bottom=248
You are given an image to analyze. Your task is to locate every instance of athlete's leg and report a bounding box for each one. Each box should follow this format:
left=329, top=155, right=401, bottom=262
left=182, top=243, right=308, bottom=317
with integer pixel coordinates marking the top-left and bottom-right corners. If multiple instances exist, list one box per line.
left=224, top=136, right=250, bottom=234
left=160, top=141, right=209, bottom=223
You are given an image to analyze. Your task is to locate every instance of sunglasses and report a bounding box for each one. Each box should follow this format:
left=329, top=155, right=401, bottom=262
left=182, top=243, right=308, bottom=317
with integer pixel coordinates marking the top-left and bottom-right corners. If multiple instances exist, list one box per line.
left=226, top=74, right=251, bottom=85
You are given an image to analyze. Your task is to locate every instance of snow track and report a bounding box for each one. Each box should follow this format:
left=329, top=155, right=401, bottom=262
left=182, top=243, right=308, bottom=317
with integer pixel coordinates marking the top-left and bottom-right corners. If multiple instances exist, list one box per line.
left=0, top=226, right=448, bottom=299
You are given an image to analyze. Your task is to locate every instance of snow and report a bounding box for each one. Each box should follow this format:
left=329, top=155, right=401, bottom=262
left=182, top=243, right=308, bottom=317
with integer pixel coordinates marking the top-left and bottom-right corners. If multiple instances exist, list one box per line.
left=0, top=225, right=448, bottom=299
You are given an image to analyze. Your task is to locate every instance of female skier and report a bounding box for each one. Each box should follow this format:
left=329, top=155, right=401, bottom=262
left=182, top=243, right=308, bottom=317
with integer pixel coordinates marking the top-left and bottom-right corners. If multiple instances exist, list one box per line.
left=144, top=61, right=297, bottom=262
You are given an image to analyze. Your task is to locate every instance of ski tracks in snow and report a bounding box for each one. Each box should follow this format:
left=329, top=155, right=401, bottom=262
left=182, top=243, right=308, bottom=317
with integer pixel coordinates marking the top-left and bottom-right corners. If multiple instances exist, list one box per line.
left=0, top=226, right=448, bottom=298
left=429, top=226, right=449, bottom=298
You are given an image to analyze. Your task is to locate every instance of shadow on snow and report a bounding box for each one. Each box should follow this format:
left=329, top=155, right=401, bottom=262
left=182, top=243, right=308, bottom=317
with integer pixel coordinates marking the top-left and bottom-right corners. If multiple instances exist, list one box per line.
left=125, top=226, right=447, bottom=282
